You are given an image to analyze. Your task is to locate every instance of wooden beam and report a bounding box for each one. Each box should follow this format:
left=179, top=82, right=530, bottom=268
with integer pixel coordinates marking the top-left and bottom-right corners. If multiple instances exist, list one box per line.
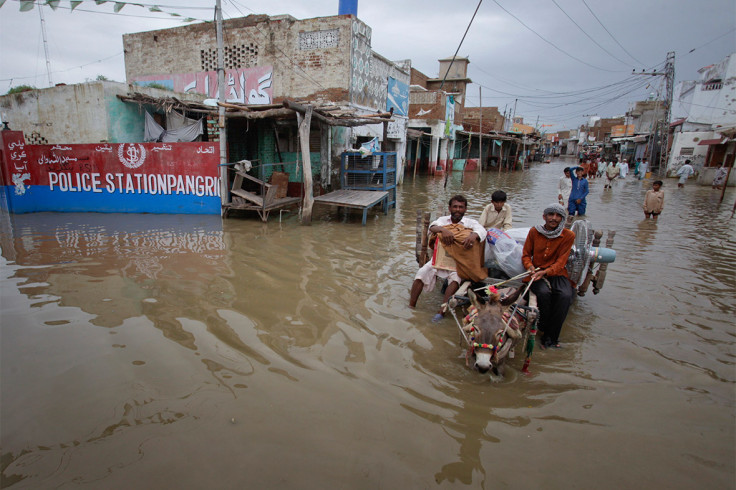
left=283, top=99, right=330, bottom=125
left=235, top=108, right=294, bottom=119
left=297, top=106, right=314, bottom=225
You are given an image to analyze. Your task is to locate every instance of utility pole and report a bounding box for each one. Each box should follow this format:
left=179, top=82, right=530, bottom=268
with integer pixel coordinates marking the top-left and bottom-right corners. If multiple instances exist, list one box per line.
left=38, top=5, right=53, bottom=86
left=215, top=0, right=229, bottom=207
left=478, top=86, right=483, bottom=173
left=633, top=52, right=675, bottom=175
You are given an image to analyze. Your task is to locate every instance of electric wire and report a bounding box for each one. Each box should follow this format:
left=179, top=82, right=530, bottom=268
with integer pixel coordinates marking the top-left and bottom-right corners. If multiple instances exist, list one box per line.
left=491, top=0, right=620, bottom=73
left=226, top=0, right=327, bottom=91
left=683, top=27, right=736, bottom=57
left=439, top=0, right=482, bottom=90
left=468, top=74, right=645, bottom=101
left=1, top=52, right=125, bottom=83
left=581, top=0, right=646, bottom=66
left=550, top=0, right=632, bottom=68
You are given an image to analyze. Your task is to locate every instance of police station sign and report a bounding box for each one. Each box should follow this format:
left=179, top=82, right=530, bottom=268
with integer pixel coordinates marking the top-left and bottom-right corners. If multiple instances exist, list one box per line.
left=1, top=131, right=220, bottom=215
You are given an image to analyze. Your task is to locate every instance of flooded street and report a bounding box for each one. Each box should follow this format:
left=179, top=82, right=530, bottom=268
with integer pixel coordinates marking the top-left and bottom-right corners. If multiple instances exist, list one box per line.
left=1, top=160, right=734, bottom=488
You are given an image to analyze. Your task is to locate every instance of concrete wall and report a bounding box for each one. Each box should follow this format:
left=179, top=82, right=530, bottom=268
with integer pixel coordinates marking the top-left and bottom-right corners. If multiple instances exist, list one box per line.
left=124, top=15, right=356, bottom=105
left=0, top=82, right=206, bottom=145
left=629, top=100, right=661, bottom=134
left=696, top=166, right=736, bottom=187
left=683, top=53, right=736, bottom=127
left=1, top=83, right=110, bottom=144
left=666, top=131, right=713, bottom=176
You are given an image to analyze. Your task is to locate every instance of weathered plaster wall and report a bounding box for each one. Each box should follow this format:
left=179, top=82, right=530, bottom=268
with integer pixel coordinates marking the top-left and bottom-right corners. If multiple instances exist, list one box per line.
left=0, top=82, right=207, bottom=145
left=124, top=14, right=355, bottom=103
left=0, top=83, right=110, bottom=144
left=666, top=131, right=714, bottom=176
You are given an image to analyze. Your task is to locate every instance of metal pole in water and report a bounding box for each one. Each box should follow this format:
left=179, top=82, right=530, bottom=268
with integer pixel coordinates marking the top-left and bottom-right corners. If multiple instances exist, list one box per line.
left=216, top=0, right=229, bottom=207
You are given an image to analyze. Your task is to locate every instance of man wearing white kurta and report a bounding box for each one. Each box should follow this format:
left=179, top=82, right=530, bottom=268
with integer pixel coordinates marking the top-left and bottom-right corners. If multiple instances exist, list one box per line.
left=558, top=167, right=572, bottom=205
left=410, top=195, right=487, bottom=321
left=676, top=160, right=695, bottom=188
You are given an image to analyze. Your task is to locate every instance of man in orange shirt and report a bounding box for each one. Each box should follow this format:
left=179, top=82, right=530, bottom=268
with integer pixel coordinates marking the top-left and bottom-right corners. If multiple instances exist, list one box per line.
left=522, top=203, right=576, bottom=349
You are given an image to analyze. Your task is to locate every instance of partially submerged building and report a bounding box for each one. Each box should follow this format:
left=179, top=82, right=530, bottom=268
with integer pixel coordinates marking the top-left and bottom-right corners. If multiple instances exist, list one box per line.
left=0, top=81, right=205, bottom=145
left=668, top=52, right=736, bottom=184
left=123, top=13, right=411, bottom=189
left=406, top=58, right=469, bottom=174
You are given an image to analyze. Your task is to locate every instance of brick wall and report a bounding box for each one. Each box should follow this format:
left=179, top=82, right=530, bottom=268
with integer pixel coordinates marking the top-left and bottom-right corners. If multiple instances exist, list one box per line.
left=124, top=14, right=355, bottom=103
left=463, top=107, right=503, bottom=131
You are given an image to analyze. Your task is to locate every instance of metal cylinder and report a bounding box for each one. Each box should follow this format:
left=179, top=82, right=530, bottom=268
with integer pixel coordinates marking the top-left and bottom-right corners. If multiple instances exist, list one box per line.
left=338, top=0, right=358, bottom=16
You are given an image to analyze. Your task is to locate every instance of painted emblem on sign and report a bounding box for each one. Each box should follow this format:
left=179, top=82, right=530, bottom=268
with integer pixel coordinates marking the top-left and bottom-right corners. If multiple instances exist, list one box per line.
left=12, top=173, right=31, bottom=195
left=118, top=143, right=147, bottom=169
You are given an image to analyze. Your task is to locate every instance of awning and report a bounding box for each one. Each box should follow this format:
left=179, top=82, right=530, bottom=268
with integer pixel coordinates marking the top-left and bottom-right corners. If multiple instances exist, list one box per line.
left=632, top=135, right=648, bottom=143
left=670, top=118, right=686, bottom=128
left=698, top=138, right=724, bottom=145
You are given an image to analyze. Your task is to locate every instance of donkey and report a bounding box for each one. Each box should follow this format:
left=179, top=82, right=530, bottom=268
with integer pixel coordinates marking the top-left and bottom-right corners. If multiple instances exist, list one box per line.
left=463, top=288, right=522, bottom=375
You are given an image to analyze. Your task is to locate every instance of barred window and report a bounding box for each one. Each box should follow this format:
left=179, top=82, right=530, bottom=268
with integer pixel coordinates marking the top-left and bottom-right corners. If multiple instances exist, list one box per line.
left=702, top=79, right=722, bottom=91
left=200, top=43, right=258, bottom=71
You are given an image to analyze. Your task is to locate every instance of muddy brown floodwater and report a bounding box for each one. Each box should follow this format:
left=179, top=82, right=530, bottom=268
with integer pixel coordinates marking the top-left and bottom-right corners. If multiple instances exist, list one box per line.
left=1, top=160, right=734, bottom=488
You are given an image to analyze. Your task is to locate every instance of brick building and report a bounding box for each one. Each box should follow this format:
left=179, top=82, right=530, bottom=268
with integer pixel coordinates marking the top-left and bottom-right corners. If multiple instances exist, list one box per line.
left=463, top=107, right=504, bottom=133
left=407, top=58, right=471, bottom=174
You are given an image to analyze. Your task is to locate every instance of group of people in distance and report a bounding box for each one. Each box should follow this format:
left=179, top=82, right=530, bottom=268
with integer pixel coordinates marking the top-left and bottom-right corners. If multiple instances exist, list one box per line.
left=559, top=159, right=665, bottom=220
left=409, top=193, right=575, bottom=350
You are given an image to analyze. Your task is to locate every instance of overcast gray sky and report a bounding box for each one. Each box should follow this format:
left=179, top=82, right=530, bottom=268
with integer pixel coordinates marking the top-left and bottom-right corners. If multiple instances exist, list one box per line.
left=1, top=0, right=734, bottom=131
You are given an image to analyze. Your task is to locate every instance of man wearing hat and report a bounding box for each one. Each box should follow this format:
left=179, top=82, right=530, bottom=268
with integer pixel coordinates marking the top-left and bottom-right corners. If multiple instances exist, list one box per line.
left=521, top=203, right=576, bottom=348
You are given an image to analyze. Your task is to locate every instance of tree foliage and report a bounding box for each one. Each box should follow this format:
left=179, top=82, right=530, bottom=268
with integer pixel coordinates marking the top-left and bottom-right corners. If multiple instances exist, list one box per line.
left=6, top=85, right=36, bottom=95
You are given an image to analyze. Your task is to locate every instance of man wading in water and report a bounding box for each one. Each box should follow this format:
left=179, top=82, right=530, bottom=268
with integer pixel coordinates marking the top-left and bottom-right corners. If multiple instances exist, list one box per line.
left=410, top=195, right=487, bottom=322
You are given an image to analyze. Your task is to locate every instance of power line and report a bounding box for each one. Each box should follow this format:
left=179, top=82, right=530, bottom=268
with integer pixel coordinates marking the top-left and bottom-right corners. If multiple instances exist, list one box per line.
left=439, top=0, right=482, bottom=90
left=550, top=0, right=632, bottom=68
left=469, top=75, right=644, bottom=101
left=490, top=0, right=619, bottom=73
left=0, top=51, right=124, bottom=82
left=227, top=0, right=326, bottom=91
left=581, top=0, right=646, bottom=66
left=683, top=27, right=736, bottom=56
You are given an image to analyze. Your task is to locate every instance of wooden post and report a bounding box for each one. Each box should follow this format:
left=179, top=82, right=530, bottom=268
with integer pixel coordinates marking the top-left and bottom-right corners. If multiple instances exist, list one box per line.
left=381, top=107, right=393, bottom=152
left=467, top=131, right=473, bottom=169
left=413, top=138, right=421, bottom=179
left=297, top=106, right=314, bottom=224
left=719, top=163, right=732, bottom=203
left=498, top=141, right=503, bottom=174
left=419, top=211, right=431, bottom=265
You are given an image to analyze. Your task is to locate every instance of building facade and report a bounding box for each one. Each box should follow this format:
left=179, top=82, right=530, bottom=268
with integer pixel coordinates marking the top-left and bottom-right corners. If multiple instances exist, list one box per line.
left=667, top=52, right=736, bottom=180
left=0, top=82, right=203, bottom=145
left=123, top=14, right=411, bottom=186
left=406, top=58, right=470, bottom=174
